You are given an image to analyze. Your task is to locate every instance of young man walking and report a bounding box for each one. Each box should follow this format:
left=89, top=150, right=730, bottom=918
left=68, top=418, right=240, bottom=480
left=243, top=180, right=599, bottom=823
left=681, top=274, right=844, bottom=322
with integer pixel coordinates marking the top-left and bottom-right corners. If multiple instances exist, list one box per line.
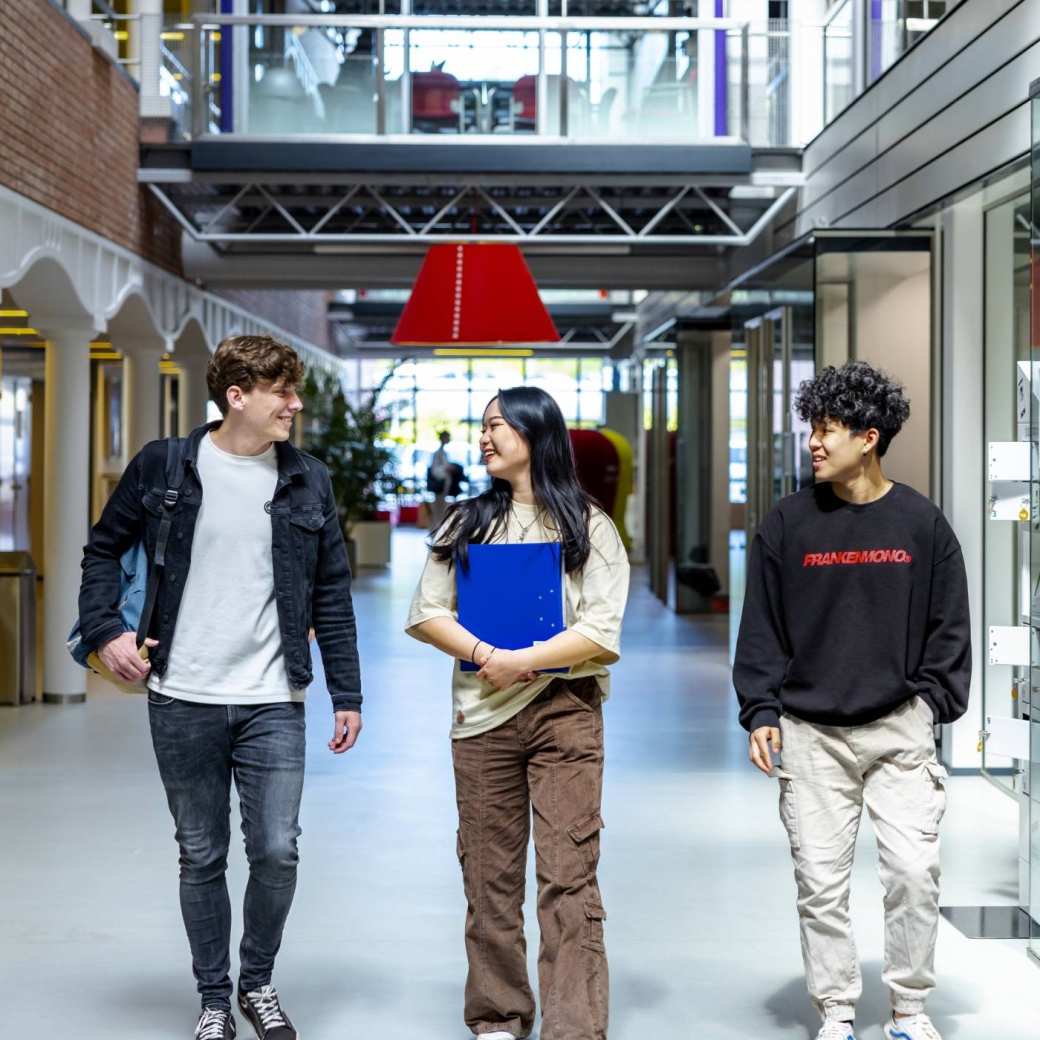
left=734, top=361, right=970, bottom=1040
left=77, top=336, right=363, bottom=1040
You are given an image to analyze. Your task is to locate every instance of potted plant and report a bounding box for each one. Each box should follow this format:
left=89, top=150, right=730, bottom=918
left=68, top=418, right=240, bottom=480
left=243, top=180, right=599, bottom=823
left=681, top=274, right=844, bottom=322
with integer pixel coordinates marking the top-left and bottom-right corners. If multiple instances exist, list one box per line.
left=301, top=367, right=399, bottom=569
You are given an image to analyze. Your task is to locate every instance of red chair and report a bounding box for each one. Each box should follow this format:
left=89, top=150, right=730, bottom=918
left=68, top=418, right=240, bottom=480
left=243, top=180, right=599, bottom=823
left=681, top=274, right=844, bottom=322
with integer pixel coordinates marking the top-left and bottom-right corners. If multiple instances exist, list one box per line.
left=412, top=69, right=462, bottom=132
left=512, top=74, right=537, bottom=129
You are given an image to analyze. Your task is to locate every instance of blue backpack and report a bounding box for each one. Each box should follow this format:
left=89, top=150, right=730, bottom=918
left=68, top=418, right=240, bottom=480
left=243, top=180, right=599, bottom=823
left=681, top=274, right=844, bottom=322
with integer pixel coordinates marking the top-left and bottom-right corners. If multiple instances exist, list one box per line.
left=68, top=438, right=187, bottom=672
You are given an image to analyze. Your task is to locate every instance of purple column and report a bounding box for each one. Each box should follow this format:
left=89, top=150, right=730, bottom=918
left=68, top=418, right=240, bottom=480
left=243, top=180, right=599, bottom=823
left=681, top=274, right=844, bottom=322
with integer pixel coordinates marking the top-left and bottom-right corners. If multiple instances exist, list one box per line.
left=714, top=0, right=727, bottom=136
left=870, top=0, right=883, bottom=83
left=219, top=0, right=234, bottom=133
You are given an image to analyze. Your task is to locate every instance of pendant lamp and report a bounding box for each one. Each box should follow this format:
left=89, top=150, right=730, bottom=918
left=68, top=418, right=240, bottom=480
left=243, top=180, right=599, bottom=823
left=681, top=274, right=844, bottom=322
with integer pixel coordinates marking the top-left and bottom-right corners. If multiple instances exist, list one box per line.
left=391, top=243, right=559, bottom=346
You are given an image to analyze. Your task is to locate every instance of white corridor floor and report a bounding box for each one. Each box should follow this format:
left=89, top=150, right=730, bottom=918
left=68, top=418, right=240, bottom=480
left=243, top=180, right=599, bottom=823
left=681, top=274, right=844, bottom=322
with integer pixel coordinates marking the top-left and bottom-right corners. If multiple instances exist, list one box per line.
left=1, top=528, right=1037, bottom=1038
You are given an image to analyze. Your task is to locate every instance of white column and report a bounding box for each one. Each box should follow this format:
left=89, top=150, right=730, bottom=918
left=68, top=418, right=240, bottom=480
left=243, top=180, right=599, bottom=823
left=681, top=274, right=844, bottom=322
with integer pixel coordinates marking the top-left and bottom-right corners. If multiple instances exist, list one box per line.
left=790, top=0, right=828, bottom=146
left=710, top=330, right=731, bottom=596
left=122, top=343, right=166, bottom=457
left=940, top=199, right=984, bottom=771
left=176, top=353, right=212, bottom=437
left=41, top=328, right=95, bottom=703
left=133, top=0, right=172, bottom=119
left=696, top=0, right=717, bottom=140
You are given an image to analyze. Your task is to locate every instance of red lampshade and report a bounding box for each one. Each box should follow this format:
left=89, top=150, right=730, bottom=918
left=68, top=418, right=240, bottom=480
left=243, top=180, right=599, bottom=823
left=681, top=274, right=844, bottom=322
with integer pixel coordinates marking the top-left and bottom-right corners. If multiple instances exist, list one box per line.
left=391, top=243, right=560, bottom=346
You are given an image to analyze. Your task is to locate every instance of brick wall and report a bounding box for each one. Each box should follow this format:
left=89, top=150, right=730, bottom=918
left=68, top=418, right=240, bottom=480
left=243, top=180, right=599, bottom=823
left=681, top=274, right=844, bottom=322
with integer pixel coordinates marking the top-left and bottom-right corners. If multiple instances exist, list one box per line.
left=216, top=289, right=333, bottom=353
left=0, top=0, right=182, bottom=273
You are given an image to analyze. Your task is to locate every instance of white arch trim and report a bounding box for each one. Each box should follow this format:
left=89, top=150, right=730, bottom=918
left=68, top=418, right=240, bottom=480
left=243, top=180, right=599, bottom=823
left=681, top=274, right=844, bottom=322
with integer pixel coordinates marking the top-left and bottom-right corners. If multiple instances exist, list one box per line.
left=0, top=183, right=343, bottom=374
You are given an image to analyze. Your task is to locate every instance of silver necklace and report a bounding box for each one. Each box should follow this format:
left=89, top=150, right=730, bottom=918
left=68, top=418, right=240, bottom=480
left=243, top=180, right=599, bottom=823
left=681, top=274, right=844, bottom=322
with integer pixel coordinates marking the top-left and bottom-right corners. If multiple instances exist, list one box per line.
left=512, top=506, right=541, bottom=542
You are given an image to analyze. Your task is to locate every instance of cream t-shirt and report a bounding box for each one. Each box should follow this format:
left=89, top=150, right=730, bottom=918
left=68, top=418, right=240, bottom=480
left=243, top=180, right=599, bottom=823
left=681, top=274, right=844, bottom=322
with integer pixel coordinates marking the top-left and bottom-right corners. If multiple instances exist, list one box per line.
left=405, top=502, right=630, bottom=738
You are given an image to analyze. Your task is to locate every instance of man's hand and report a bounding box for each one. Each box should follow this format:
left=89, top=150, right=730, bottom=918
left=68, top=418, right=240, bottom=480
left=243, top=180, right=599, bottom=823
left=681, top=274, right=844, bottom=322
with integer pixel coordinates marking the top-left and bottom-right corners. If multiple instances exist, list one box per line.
left=477, top=648, right=537, bottom=691
left=98, top=632, right=157, bottom=683
left=749, top=725, right=782, bottom=775
left=329, top=710, right=362, bottom=754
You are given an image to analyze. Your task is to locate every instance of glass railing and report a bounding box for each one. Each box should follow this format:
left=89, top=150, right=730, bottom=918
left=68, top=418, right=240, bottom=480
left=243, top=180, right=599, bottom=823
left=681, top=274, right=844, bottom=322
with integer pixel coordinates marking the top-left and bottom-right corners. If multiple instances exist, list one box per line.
left=78, top=2, right=955, bottom=150
left=166, top=11, right=791, bottom=146
left=823, top=0, right=854, bottom=126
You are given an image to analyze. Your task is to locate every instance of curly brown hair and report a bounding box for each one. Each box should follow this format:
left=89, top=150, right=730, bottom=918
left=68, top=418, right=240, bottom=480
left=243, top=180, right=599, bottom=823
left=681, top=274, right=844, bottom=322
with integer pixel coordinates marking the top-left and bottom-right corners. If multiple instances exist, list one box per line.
left=206, top=335, right=306, bottom=415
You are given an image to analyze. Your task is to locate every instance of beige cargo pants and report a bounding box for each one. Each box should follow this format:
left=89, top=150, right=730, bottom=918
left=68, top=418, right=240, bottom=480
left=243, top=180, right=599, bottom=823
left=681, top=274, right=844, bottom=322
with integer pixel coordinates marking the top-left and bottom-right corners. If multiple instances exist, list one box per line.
left=776, top=696, right=948, bottom=1022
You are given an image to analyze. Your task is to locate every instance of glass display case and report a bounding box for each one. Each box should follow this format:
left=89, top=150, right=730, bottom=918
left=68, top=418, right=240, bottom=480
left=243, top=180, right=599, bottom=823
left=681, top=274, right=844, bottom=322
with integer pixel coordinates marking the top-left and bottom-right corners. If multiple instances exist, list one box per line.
left=981, top=189, right=1031, bottom=806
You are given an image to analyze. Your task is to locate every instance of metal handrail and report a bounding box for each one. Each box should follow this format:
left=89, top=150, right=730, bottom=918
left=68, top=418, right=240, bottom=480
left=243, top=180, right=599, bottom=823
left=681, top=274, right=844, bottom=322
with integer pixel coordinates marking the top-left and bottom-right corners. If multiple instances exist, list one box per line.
left=190, top=14, right=749, bottom=32
left=161, top=41, right=190, bottom=83
left=285, top=32, right=328, bottom=122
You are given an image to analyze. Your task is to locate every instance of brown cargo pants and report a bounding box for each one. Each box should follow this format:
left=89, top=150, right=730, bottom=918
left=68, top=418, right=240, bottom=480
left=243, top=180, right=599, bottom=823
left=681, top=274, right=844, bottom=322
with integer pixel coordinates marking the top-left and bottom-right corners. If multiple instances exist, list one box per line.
left=451, top=676, right=608, bottom=1040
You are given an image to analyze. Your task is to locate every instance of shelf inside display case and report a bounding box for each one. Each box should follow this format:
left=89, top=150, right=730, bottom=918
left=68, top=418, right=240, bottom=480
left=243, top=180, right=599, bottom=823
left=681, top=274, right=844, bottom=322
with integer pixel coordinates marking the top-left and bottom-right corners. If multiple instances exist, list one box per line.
left=988, top=442, right=1032, bottom=520
left=989, top=625, right=1031, bottom=666
left=989, top=440, right=1031, bottom=481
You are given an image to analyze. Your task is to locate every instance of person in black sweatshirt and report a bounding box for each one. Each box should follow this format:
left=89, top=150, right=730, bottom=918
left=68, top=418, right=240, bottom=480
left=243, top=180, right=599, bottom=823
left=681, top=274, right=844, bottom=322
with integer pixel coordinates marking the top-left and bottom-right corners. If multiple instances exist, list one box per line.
left=733, top=361, right=970, bottom=1040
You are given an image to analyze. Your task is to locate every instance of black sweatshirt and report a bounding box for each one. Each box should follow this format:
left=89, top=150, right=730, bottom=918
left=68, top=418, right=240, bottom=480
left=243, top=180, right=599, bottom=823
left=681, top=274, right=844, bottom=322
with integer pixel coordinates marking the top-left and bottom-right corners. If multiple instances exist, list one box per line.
left=734, top=482, right=971, bottom=732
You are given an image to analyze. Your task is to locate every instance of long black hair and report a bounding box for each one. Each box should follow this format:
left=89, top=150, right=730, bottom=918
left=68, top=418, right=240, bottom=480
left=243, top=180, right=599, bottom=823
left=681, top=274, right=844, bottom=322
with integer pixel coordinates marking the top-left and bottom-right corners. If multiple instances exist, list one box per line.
left=431, top=386, right=593, bottom=573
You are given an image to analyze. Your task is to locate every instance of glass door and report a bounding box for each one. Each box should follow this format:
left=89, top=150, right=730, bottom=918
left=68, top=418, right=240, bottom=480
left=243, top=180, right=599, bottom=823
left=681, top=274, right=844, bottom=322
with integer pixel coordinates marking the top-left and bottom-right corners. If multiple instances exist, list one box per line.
left=1029, top=77, right=1040, bottom=963
left=745, top=306, right=800, bottom=542
left=813, top=233, right=935, bottom=496
left=769, top=308, right=790, bottom=505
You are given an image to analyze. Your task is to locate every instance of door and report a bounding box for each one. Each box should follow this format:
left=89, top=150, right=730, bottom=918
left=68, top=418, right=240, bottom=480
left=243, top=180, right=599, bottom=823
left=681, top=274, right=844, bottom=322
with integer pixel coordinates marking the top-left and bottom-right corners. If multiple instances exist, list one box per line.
left=745, top=306, right=800, bottom=541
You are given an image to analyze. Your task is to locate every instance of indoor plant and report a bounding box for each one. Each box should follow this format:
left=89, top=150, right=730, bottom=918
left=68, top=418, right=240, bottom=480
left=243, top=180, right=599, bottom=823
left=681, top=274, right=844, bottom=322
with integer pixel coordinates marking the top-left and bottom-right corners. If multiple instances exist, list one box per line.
left=302, top=367, right=399, bottom=568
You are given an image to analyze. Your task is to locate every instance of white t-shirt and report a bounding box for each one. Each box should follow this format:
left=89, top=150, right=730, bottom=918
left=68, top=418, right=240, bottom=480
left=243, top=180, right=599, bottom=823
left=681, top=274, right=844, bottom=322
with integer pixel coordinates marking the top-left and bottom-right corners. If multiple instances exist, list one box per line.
left=149, top=433, right=305, bottom=704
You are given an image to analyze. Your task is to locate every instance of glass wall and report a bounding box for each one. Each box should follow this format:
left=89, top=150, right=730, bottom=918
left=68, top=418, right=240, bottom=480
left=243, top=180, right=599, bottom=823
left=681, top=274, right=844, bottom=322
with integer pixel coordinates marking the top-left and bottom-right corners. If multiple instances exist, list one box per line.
left=982, top=190, right=1032, bottom=798
left=814, top=235, right=934, bottom=495
left=1029, top=80, right=1040, bottom=964
left=0, top=369, right=33, bottom=553
left=823, top=0, right=854, bottom=124
left=356, top=355, right=607, bottom=501
left=868, top=1, right=951, bottom=85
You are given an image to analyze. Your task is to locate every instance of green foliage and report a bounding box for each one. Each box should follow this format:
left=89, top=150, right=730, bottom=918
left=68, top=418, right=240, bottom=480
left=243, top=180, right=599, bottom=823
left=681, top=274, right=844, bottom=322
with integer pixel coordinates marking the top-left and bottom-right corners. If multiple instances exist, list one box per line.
left=301, top=367, right=399, bottom=530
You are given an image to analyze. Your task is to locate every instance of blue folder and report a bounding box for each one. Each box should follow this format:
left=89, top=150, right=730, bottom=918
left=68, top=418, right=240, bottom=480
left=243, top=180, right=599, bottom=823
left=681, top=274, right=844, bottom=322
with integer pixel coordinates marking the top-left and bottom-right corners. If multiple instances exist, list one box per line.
left=457, top=542, right=566, bottom=673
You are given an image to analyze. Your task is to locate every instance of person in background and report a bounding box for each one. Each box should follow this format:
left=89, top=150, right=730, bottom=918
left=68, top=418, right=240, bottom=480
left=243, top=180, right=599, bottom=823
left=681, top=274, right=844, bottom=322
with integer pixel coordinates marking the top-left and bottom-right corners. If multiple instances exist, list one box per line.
left=406, top=387, right=630, bottom=1040
left=428, top=429, right=453, bottom=529
left=733, top=361, right=970, bottom=1040
left=77, top=336, right=364, bottom=1040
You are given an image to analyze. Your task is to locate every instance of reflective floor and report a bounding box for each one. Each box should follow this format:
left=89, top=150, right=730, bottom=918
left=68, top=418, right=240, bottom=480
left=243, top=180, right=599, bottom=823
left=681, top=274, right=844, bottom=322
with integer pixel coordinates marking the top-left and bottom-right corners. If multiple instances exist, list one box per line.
left=1, top=529, right=1036, bottom=1038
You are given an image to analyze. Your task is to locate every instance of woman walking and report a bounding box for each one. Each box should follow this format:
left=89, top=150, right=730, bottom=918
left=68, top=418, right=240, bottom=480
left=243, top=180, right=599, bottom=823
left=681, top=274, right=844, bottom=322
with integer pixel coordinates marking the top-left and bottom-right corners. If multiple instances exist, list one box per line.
left=406, top=387, right=630, bottom=1040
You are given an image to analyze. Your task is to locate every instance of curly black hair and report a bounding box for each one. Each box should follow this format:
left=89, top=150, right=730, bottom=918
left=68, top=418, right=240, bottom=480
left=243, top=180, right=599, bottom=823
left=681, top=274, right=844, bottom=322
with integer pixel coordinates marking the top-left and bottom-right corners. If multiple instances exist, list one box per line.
left=794, top=360, right=911, bottom=458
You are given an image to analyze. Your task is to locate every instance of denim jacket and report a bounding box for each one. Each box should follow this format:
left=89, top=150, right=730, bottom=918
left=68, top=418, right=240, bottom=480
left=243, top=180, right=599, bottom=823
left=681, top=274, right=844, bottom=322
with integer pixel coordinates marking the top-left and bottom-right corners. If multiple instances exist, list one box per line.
left=77, top=422, right=362, bottom=711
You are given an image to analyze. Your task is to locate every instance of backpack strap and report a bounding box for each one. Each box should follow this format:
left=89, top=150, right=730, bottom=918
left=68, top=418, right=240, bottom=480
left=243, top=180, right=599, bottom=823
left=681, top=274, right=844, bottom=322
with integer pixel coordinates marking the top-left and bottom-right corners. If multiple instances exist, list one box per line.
left=136, top=437, right=187, bottom=646
left=153, top=437, right=185, bottom=567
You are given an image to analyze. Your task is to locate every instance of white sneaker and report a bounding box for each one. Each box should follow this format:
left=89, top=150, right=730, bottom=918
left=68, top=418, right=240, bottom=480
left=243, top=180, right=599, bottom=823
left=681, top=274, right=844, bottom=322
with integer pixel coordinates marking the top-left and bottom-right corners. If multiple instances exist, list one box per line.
left=816, top=1020, right=856, bottom=1040
left=884, top=1014, right=943, bottom=1040
left=474, top=1034, right=515, bottom=1040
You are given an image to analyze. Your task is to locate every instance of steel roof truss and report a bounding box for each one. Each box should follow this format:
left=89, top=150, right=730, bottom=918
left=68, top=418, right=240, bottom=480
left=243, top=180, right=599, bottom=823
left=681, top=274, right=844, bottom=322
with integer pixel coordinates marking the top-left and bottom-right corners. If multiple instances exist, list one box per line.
left=199, top=182, right=253, bottom=234
left=693, top=186, right=745, bottom=237
left=308, top=185, right=363, bottom=235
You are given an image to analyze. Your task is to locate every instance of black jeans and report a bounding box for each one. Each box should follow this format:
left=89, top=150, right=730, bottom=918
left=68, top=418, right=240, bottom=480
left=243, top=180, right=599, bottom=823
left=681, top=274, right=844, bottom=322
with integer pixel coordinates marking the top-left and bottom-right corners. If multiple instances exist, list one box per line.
left=148, top=693, right=306, bottom=1010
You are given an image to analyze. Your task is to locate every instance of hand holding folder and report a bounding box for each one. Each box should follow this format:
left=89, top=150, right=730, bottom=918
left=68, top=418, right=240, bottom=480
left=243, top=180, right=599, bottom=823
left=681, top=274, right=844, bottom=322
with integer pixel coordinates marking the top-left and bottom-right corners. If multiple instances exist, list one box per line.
left=457, top=542, right=567, bottom=673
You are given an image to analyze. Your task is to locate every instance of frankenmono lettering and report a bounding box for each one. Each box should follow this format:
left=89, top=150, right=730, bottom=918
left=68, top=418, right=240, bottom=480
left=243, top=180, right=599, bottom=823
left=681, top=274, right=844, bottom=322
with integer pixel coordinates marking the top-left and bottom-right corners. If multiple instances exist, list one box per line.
left=802, top=549, right=914, bottom=568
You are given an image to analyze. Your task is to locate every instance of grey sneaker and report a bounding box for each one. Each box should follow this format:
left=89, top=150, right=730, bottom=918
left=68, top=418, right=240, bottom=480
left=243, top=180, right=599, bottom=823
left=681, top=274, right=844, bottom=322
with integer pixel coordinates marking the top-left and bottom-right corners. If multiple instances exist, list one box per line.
left=816, top=1021, right=856, bottom=1040
left=237, top=984, right=297, bottom=1040
left=884, top=1014, right=942, bottom=1040
left=195, top=1007, right=236, bottom=1040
